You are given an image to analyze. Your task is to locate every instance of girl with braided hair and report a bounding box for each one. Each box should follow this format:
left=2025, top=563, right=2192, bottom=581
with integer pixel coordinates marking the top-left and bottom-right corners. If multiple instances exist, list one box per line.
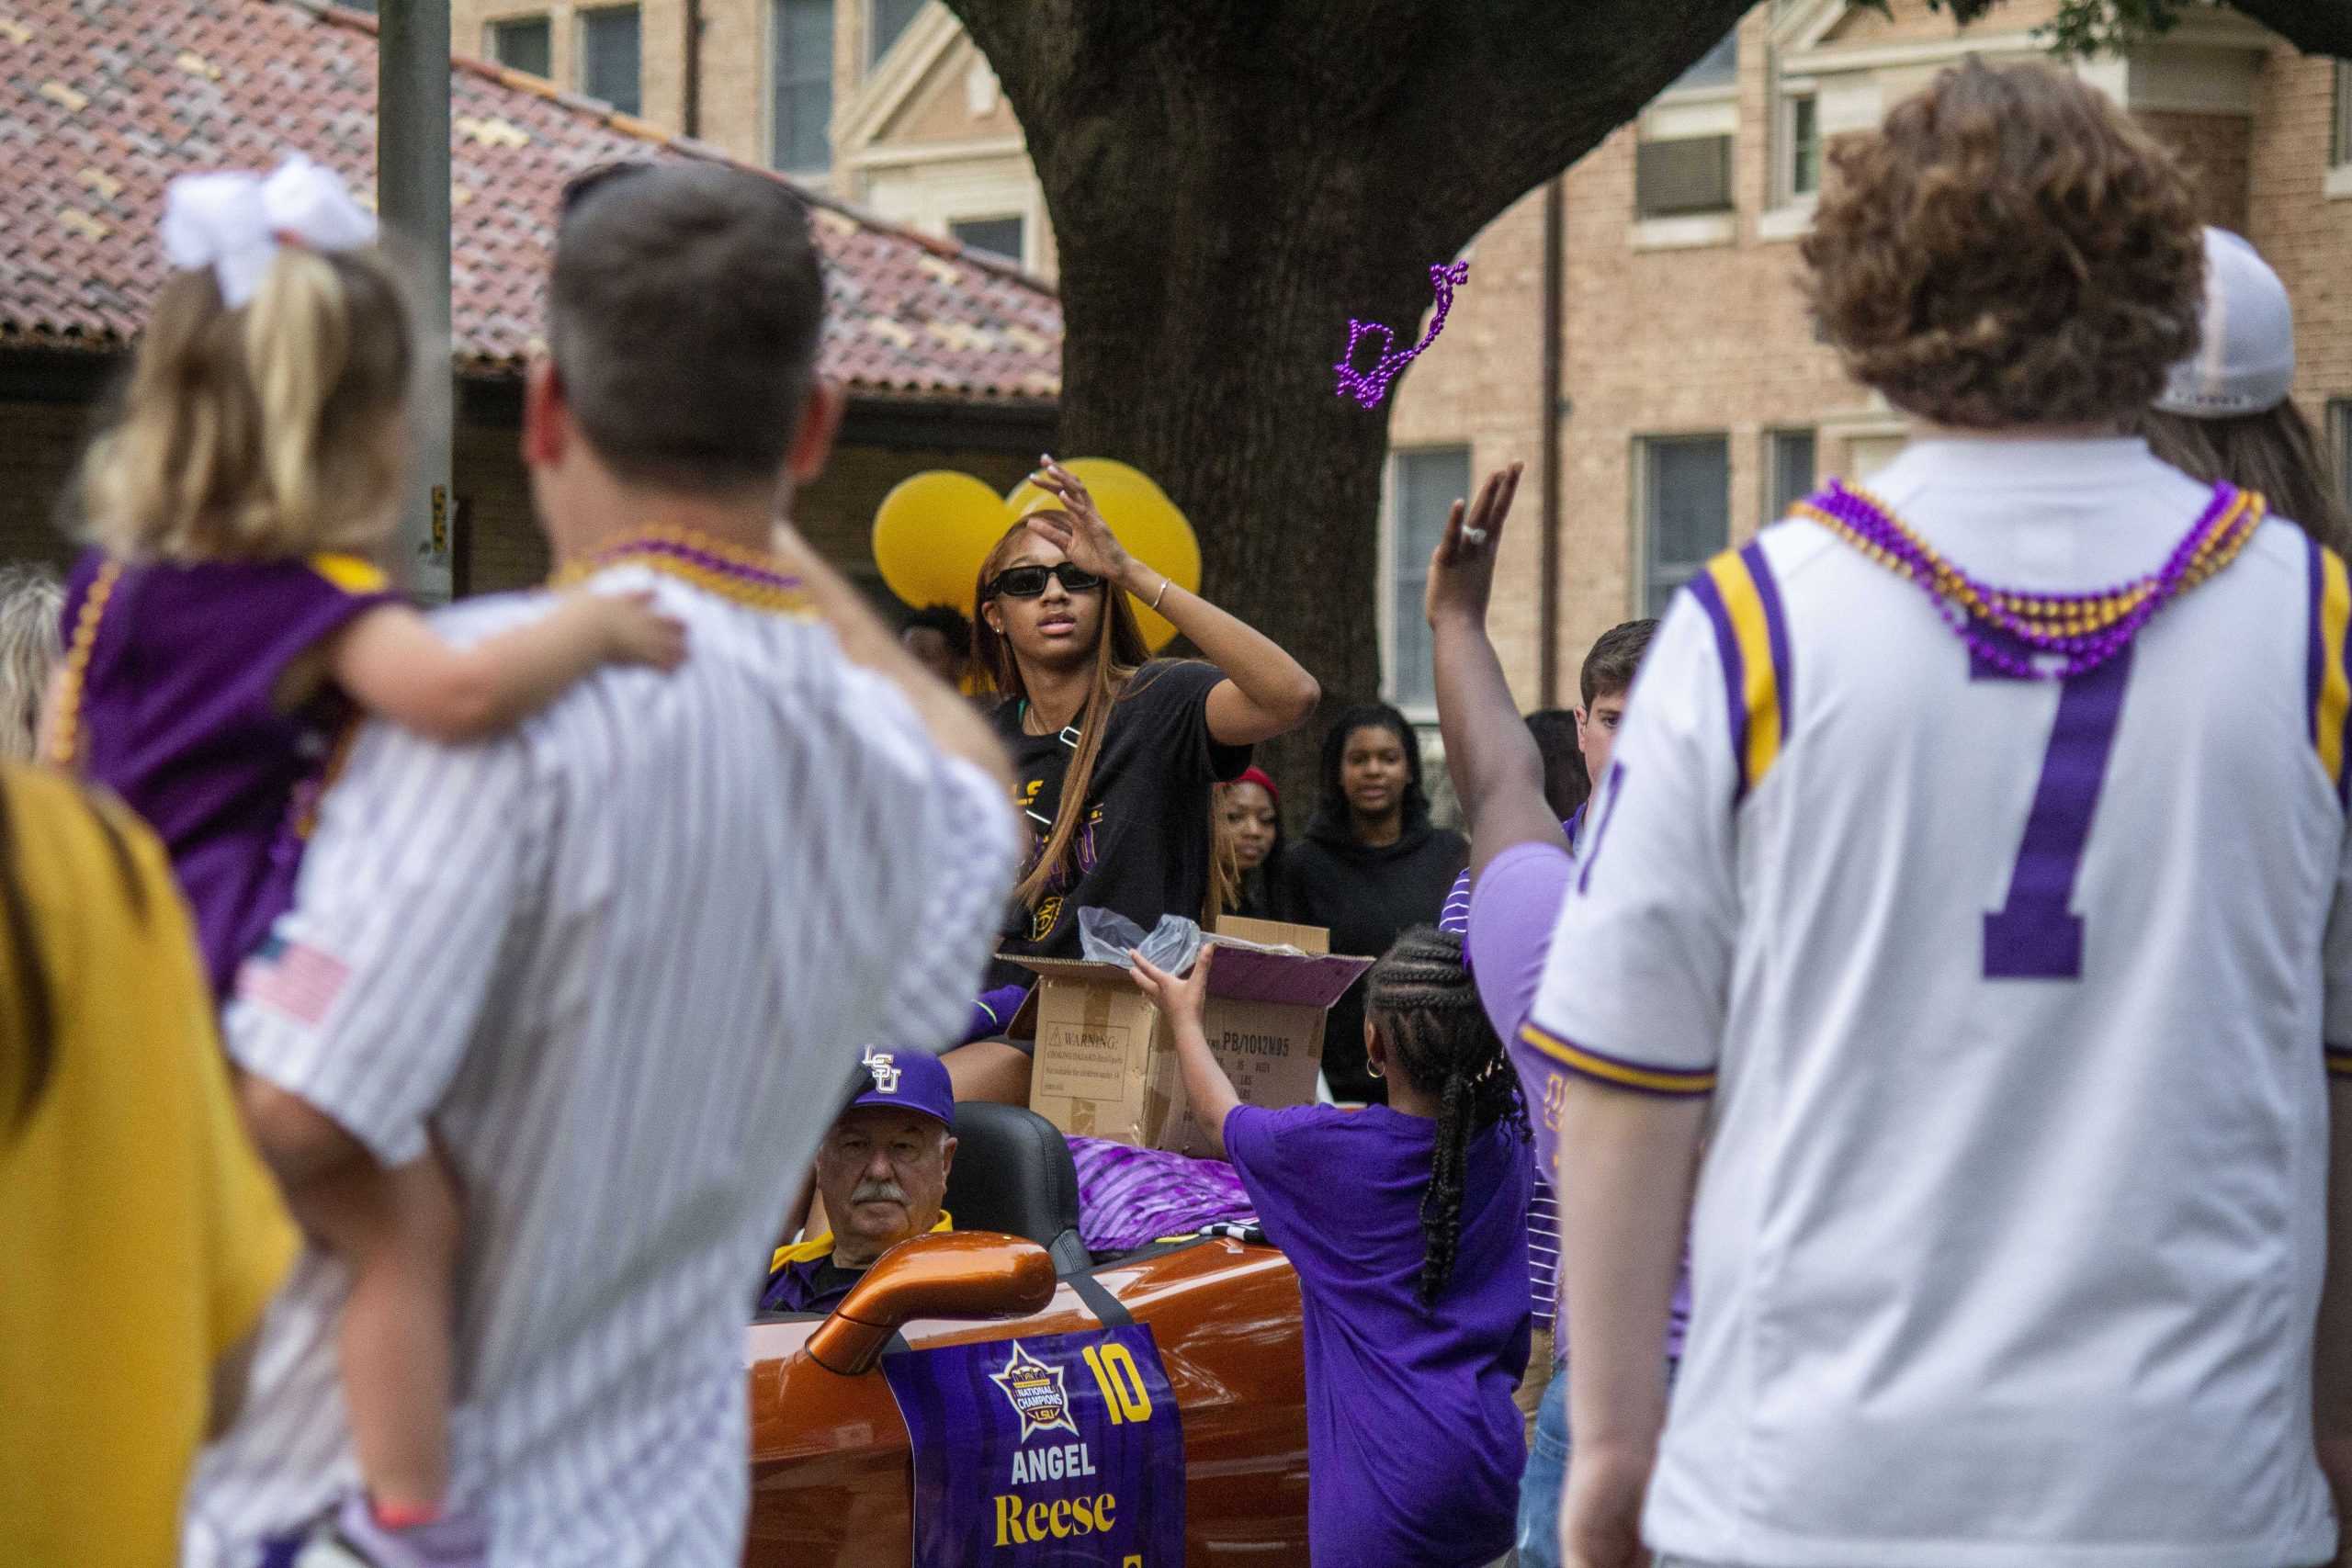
left=1131, top=930, right=1532, bottom=1567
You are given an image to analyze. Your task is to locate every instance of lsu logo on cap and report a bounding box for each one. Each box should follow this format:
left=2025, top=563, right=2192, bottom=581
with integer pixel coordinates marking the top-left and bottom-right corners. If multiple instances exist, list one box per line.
left=861, top=1045, right=901, bottom=1095
left=989, top=1342, right=1080, bottom=1443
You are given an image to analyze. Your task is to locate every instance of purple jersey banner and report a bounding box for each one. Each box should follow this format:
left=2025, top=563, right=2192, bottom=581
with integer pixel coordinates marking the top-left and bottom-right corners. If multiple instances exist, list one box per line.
left=882, top=1325, right=1185, bottom=1565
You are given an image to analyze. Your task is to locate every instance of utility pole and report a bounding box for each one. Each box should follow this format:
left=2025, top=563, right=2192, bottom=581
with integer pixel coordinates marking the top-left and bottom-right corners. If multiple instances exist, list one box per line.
left=378, top=0, right=455, bottom=601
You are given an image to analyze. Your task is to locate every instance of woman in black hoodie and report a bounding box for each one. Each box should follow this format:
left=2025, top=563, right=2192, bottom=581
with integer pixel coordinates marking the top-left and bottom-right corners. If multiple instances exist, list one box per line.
left=1280, top=703, right=1469, bottom=1102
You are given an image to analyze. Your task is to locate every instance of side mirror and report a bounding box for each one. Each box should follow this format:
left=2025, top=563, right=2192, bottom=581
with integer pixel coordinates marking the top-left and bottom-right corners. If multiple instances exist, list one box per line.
left=805, top=1230, right=1057, bottom=1376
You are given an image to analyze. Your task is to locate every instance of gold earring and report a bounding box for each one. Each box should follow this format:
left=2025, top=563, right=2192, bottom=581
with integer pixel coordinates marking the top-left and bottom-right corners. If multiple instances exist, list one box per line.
left=1367, top=1059, right=1385, bottom=1079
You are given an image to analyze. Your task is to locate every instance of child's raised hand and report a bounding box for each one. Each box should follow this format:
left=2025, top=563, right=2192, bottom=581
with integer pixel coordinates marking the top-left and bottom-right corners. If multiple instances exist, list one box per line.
left=594, top=589, right=688, bottom=671
left=1129, top=942, right=1215, bottom=1028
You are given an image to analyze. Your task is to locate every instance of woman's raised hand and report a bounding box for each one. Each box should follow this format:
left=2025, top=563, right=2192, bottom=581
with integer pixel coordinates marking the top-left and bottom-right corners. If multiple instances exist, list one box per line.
left=1023, top=455, right=1144, bottom=590
left=1424, top=461, right=1523, bottom=631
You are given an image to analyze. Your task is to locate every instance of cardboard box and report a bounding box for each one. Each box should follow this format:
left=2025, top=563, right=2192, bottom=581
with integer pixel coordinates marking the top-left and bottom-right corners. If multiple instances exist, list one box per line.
left=1012, top=921, right=1373, bottom=1156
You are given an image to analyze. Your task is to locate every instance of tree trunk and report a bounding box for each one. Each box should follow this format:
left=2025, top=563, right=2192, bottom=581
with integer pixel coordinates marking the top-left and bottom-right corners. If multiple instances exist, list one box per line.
left=945, top=0, right=1756, bottom=797
left=1055, top=230, right=1406, bottom=793
left=2231, top=0, right=2352, bottom=56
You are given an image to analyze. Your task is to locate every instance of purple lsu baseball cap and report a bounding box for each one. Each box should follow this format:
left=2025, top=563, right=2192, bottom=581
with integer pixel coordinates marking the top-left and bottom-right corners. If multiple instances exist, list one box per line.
left=847, top=1044, right=956, bottom=1131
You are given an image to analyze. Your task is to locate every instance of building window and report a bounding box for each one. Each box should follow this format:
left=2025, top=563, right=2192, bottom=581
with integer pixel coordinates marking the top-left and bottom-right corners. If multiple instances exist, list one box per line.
left=2336, top=63, right=2352, bottom=168
left=488, top=15, right=552, bottom=79
left=949, top=215, right=1024, bottom=264
left=579, top=5, right=641, bottom=115
left=1768, top=429, right=1817, bottom=519
left=1637, top=29, right=1738, bottom=223
left=1780, top=91, right=1820, bottom=203
left=870, top=0, right=924, bottom=66
left=1672, top=29, right=1738, bottom=92
left=772, top=0, right=833, bottom=173
left=1639, top=435, right=1730, bottom=617
left=1388, top=447, right=1472, bottom=711
left=1637, top=137, right=1735, bottom=218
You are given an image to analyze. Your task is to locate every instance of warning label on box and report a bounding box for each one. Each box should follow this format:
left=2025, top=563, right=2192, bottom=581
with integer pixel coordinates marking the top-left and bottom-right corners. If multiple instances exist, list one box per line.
left=1038, top=1020, right=1132, bottom=1100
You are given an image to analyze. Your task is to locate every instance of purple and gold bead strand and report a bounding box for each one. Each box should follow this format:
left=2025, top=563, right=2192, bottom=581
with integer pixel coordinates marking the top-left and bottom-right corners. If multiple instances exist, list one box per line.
left=555, top=525, right=811, bottom=616
left=1793, top=481, right=2262, bottom=682
left=48, top=557, right=121, bottom=768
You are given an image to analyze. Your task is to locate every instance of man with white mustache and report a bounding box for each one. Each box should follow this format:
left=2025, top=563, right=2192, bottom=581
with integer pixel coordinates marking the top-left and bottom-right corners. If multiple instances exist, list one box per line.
left=761, top=1046, right=958, bottom=1314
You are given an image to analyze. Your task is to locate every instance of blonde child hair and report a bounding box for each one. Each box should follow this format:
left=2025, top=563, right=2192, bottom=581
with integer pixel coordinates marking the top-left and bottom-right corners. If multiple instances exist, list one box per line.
left=77, top=243, right=413, bottom=562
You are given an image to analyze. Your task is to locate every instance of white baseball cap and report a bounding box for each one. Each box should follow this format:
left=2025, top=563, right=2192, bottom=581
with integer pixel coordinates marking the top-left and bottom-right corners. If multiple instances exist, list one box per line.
left=2157, top=228, right=2295, bottom=418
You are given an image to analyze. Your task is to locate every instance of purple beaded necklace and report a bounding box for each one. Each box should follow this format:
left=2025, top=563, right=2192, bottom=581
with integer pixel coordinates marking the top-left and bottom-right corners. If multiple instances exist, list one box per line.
left=555, top=525, right=808, bottom=614
left=1795, top=480, right=2261, bottom=681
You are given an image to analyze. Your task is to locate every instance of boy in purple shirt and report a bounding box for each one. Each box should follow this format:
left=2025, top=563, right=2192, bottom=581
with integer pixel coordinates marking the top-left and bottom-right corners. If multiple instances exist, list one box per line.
left=1424, top=466, right=1680, bottom=1568
left=1440, top=619, right=1657, bottom=1431
left=1131, top=935, right=1532, bottom=1567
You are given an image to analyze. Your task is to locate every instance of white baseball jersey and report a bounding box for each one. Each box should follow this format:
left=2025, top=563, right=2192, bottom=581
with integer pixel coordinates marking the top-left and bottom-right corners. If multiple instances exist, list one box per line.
left=1529, top=437, right=2351, bottom=1568
left=182, top=559, right=1016, bottom=1568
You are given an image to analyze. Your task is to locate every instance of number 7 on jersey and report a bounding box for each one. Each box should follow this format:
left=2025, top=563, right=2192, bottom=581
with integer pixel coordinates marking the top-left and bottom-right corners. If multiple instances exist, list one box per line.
left=1979, top=645, right=2132, bottom=980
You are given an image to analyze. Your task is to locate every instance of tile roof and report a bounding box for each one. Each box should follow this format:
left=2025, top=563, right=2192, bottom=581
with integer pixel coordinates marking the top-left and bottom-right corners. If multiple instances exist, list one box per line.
left=0, top=0, right=1062, bottom=403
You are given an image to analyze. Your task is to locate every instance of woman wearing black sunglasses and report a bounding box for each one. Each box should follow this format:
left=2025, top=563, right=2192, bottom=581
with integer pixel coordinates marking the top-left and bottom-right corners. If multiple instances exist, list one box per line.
left=943, top=457, right=1319, bottom=1105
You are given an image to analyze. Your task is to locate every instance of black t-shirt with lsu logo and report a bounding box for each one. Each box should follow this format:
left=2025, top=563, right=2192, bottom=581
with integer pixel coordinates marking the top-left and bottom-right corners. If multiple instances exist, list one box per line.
left=991, top=660, right=1252, bottom=969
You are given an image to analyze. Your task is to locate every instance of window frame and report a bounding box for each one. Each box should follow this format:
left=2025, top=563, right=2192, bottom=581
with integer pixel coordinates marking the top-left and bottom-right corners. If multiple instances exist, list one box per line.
left=576, top=3, right=642, bottom=117
left=1765, top=427, right=1818, bottom=521
left=485, top=13, right=553, bottom=79
left=947, top=214, right=1026, bottom=266
left=2335, top=62, right=2352, bottom=170
left=1634, top=28, right=1740, bottom=234
left=769, top=0, right=834, bottom=175
left=1634, top=434, right=1733, bottom=620
left=1381, top=446, right=1474, bottom=717
left=1635, top=135, right=1736, bottom=220
left=1776, top=85, right=1821, bottom=207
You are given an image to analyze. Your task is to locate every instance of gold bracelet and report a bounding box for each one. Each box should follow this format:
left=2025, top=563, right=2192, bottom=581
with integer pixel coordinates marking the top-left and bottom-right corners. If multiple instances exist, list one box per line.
left=1149, top=576, right=1170, bottom=612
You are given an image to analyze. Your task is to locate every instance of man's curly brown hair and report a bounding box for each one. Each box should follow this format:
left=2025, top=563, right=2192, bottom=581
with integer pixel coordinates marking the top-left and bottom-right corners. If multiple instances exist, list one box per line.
left=1802, top=61, right=2205, bottom=430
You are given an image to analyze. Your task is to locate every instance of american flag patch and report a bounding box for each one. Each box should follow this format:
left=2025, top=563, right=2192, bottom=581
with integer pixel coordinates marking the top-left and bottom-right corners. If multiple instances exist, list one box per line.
left=238, top=936, right=352, bottom=1027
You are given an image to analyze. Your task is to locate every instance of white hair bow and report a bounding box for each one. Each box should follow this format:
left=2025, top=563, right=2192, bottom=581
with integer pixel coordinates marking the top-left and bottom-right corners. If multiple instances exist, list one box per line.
left=160, top=153, right=378, bottom=308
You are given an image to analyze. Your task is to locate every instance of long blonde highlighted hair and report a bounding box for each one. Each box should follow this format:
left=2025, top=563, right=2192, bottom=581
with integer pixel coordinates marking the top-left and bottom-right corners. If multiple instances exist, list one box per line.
left=76, top=246, right=414, bottom=562
left=972, top=520, right=1153, bottom=910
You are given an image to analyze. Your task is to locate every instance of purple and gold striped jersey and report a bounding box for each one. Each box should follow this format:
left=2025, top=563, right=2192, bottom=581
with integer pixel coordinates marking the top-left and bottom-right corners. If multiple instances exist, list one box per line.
left=1530, top=436, right=2348, bottom=1568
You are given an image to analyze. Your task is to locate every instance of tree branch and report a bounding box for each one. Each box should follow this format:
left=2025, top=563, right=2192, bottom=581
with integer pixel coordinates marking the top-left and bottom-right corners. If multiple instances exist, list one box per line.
left=1933, top=0, right=2352, bottom=57
left=2191, top=0, right=2352, bottom=55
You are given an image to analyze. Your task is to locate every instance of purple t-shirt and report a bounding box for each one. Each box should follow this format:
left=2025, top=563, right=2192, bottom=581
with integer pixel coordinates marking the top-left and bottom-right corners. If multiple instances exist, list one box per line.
left=61, top=550, right=396, bottom=997
left=1224, top=1101, right=1532, bottom=1568
left=1453, top=833, right=1692, bottom=1363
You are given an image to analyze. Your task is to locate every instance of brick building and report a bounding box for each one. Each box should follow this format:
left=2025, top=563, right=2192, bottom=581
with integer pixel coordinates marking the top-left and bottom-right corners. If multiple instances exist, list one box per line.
left=0, top=0, right=1060, bottom=597
left=447, top=0, right=1052, bottom=273
left=1390, top=0, right=2352, bottom=716
left=441, top=0, right=2352, bottom=720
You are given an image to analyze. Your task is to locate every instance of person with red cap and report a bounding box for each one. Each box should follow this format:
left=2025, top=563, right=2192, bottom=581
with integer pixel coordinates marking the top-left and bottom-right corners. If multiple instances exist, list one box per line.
left=1215, top=764, right=1285, bottom=920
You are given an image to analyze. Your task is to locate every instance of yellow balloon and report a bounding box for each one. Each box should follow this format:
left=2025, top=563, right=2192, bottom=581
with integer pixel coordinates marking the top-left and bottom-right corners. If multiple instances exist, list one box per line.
left=871, top=470, right=1012, bottom=615
left=1004, top=458, right=1202, bottom=650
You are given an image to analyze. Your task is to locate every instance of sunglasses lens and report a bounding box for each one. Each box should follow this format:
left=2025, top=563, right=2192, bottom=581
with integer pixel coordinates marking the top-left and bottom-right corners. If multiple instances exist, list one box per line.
left=989, top=564, right=1104, bottom=599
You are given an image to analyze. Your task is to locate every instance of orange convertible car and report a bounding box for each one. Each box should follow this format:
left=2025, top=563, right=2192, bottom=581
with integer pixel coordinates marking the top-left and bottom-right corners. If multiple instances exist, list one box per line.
left=741, top=1103, right=1312, bottom=1566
